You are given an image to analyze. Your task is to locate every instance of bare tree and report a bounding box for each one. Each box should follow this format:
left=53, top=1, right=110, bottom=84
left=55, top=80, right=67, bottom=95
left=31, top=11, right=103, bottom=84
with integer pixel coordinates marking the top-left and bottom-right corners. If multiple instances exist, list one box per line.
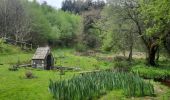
left=0, top=0, right=31, bottom=42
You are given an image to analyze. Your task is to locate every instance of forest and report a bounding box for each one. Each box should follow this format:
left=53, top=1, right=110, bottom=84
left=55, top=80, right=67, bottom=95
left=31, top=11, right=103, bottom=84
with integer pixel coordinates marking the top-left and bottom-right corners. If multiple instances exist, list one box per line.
left=0, top=0, right=170, bottom=100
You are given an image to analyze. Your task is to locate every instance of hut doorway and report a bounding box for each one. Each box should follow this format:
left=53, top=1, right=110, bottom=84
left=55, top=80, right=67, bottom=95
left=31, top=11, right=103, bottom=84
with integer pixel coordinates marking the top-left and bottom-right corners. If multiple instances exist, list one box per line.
left=46, top=54, right=52, bottom=70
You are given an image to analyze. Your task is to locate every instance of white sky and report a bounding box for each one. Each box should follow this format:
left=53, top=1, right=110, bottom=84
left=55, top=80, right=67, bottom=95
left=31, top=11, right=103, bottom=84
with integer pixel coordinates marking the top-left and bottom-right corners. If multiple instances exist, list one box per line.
left=29, top=0, right=106, bottom=9
left=28, top=0, right=64, bottom=8
left=37, top=0, right=63, bottom=8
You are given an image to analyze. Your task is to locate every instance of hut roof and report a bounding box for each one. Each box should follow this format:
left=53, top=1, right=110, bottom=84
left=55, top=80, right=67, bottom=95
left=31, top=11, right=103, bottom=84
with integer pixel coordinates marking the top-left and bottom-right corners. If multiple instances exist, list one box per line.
left=32, top=47, right=50, bottom=60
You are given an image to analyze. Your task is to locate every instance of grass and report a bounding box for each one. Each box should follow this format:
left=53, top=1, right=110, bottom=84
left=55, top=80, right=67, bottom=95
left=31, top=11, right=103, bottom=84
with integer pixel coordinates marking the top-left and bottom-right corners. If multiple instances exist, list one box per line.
left=0, top=45, right=170, bottom=100
left=0, top=47, right=114, bottom=100
left=53, top=49, right=114, bottom=70
left=0, top=53, right=33, bottom=65
left=100, top=81, right=170, bottom=100
left=100, top=90, right=126, bottom=100
left=0, top=65, right=76, bottom=100
left=0, top=43, right=33, bottom=65
left=0, top=41, right=22, bottom=54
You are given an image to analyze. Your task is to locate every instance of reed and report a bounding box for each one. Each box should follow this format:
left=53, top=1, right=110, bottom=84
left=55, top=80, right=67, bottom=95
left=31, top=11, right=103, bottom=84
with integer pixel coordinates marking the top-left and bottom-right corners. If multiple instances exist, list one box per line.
left=49, top=71, right=154, bottom=100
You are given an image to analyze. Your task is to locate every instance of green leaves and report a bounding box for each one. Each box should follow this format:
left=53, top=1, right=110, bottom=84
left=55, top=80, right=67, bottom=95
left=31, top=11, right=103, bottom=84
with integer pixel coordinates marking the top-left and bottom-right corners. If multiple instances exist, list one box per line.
left=23, top=1, right=82, bottom=46
left=132, top=65, right=170, bottom=79
left=140, top=0, right=170, bottom=36
left=49, top=72, right=154, bottom=100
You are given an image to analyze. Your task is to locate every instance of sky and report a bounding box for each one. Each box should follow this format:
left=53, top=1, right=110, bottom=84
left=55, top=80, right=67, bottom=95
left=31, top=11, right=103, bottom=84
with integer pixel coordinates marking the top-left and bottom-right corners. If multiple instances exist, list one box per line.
left=38, top=0, right=63, bottom=8
left=31, top=0, right=106, bottom=9
left=35, top=0, right=64, bottom=9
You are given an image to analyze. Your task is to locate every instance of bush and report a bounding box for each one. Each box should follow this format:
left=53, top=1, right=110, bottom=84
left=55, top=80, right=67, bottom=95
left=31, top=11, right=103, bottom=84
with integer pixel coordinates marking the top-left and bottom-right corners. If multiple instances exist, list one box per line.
left=132, top=65, right=170, bottom=80
left=8, top=65, right=18, bottom=71
left=114, top=61, right=131, bottom=72
left=75, top=43, right=87, bottom=52
left=25, top=71, right=34, bottom=79
left=114, top=56, right=128, bottom=62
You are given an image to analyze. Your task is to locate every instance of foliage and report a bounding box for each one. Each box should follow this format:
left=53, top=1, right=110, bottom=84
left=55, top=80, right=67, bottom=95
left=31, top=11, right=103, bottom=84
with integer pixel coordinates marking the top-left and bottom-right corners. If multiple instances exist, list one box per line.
left=132, top=65, right=170, bottom=80
left=24, top=2, right=82, bottom=46
left=114, top=61, right=131, bottom=72
left=61, top=0, right=106, bottom=48
left=62, top=0, right=105, bottom=14
left=26, top=2, right=51, bottom=45
left=8, top=65, right=18, bottom=71
left=140, top=0, right=170, bottom=36
left=98, top=3, right=141, bottom=54
left=75, top=43, right=87, bottom=52
left=0, top=0, right=31, bottom=41
left=49, top=71, right=154, bottom=100
left=0, top=0, right=82, bottom=47
left=0, top=39, right=22, bottom=54
left=113, top=56, right=128, bottom=62
left=140, top=0, right=170, bottom=54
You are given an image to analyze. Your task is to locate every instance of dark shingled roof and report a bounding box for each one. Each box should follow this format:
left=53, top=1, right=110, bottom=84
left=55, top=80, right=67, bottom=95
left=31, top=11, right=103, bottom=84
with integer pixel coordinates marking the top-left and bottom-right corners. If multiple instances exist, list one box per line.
left=32, top=47, right=50, bottom=60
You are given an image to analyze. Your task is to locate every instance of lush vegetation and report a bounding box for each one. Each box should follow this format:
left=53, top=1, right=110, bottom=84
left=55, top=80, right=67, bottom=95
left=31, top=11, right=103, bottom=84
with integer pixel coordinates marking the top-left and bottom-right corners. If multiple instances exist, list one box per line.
left=0, top=46, right=170, bottom=100
left=0, top=0, right=170, bottom=99
left=132, top=64, right=170, bottom=80
left=0, top=39, right=22, bottom=54
left=49, top=71, right=154, bottom=100
left=0, top=0, right=82, bottom=46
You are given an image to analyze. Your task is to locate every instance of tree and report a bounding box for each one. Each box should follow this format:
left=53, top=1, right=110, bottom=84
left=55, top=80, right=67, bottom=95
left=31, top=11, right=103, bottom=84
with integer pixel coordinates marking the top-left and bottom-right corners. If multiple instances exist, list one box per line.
left=104, top=0, right=170, bottom=65
left=140, top=0, right=170, bottom=65
left=99, top=0, right=141, bottom=61
left=0, top=0, right=31, bottom=42
left=62, top=0, right=105, bottom=14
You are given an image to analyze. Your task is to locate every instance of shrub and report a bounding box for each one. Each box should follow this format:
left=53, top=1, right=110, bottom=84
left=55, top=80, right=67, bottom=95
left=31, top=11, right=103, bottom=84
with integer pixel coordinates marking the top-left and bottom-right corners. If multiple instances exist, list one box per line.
left=114, top=61, right=131, bottom=72
left=49, top=72, right=154, bottom=100
left=25, top=71, right=34, bottom=79
left=8, top=65, right=18, bottom=71
left=75, top=43, right=87, bottom=52
left=132, top=65, right=170, bottom=80
left=114, top=56, right=128, bottom=62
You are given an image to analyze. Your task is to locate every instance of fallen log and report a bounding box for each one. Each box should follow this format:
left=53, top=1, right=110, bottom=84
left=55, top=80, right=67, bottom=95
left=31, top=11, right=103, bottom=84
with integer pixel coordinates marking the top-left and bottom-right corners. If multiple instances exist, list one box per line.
left=78, top=70, right=101, bottom=75
left=19, top=64, right=32, bottom=67
left=54, top=66, right=81, bottom=71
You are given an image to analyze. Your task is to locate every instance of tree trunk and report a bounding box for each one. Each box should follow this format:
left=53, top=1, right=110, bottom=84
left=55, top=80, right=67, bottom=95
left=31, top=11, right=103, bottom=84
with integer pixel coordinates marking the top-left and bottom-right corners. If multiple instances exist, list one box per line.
left=128, top=44, right=133, bottom=61
left=148, top=43, right=158, bottom=66
left=156, top=47, right=160, bottom=61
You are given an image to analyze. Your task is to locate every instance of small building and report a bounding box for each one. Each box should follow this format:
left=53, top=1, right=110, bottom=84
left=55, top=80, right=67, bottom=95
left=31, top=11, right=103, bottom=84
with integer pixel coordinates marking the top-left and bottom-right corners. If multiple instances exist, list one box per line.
left=32, top=47, right=54, bottom=70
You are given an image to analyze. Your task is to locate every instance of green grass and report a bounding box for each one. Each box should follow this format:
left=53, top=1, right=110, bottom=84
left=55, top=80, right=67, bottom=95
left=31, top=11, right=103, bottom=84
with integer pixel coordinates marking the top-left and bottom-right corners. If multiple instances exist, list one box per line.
left=100, top=81, right=170, bottom=100
left=0, top=42, right=22, bottom=54
left=0, top=65, right=76, bottom=100
left=0, top=47, right=115, bottom=100
left=0, top=46, right=170, bottom=100
left=0, top=43, right=33, bottom=65
left=0, top=53, right=33, bottom=65
left=53, top=49, right=114, bottom=70
left=100, top=90, right=126, bottom=100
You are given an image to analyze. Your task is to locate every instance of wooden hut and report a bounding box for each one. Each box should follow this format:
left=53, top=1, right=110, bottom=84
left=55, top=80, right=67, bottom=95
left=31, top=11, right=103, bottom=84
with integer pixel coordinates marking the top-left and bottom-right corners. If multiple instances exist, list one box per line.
left=32, top=47, right=54, bottom=70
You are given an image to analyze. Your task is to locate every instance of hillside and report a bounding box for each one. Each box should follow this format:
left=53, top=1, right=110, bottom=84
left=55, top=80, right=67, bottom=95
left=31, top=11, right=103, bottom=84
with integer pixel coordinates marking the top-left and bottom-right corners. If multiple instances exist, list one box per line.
left=0, top=39, right=23, bottom=55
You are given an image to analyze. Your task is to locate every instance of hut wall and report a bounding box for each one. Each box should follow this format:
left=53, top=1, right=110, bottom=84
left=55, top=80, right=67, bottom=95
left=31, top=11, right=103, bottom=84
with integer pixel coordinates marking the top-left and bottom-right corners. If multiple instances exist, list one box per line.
left=32, top=59, right=46, bottom=69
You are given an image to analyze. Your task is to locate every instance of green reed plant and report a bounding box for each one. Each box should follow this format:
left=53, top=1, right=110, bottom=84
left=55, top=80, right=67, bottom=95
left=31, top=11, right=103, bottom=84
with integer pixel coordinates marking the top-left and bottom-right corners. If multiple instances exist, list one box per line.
left=49, top=71, right=154, bottom=100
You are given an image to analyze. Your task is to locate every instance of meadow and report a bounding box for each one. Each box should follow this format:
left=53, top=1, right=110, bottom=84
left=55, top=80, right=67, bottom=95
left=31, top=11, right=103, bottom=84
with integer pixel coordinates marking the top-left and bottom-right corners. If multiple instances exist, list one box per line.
left=0, top=46, right=170, bottom=100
